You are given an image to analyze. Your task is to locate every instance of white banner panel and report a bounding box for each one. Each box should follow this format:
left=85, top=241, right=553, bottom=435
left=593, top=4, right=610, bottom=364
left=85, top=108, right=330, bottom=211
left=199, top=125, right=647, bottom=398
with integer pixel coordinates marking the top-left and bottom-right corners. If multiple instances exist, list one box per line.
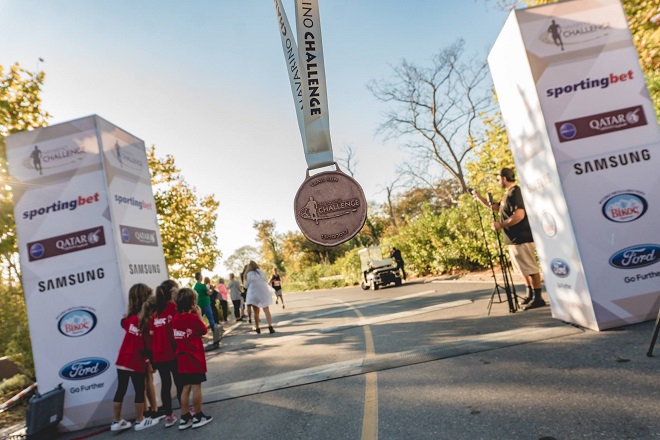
left=490, top=0, right=660, bottom=330
left=7, top=115, right=167, bottom=430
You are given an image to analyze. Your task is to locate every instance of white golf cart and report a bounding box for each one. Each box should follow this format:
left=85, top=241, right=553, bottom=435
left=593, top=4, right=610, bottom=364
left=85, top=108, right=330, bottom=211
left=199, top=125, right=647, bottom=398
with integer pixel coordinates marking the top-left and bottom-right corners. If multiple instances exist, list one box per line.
left=358, top=245, right=402, bottom=290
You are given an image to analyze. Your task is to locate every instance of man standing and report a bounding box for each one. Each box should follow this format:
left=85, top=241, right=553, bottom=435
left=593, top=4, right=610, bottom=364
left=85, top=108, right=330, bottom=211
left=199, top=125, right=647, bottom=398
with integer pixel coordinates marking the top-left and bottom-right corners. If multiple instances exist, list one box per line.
left=473, top=168, right=546, bottom=310
left=390, top=247, right=406, bottom=282
left=193, top=272, right=219, bottom=349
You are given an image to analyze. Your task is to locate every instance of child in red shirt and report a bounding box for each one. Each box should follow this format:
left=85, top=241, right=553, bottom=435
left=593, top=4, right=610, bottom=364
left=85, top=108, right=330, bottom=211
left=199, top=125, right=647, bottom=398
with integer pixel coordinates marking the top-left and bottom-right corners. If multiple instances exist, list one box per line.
left=172, top=288, right=213, bottom=429
left=150, top=280, right=181, bottom=428
left=112, top=283, right=159, bottom=432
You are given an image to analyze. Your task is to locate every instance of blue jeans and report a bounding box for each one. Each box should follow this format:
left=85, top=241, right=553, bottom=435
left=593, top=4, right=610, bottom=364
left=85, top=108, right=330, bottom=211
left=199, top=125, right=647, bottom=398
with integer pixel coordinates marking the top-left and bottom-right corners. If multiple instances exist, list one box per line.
left=200, top=304, right=215, bottom=331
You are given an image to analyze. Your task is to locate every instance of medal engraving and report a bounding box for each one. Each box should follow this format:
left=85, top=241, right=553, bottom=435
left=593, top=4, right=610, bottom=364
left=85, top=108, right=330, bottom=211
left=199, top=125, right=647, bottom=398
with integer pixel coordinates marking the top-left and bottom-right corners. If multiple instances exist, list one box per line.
left=294, top=166, right=367, bottom=246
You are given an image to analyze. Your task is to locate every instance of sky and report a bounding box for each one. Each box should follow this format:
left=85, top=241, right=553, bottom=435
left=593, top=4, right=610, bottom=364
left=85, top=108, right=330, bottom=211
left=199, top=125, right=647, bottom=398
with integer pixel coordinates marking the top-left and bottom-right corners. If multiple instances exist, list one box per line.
left=0, top=0, right=511, bottom=274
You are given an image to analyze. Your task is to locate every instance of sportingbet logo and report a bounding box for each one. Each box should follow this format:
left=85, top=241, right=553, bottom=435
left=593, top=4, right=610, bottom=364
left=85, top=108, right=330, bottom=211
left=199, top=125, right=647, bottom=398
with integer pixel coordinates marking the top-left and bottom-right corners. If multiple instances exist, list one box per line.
left=555, top=106, right=647, bottom=142
left=22, top=193, right=101, bottom=221
left=547, top=70, right=634, bottom=99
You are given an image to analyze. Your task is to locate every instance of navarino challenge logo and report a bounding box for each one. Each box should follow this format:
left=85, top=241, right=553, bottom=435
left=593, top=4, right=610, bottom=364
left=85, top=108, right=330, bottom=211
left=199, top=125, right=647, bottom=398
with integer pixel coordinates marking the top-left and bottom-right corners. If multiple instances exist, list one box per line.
left=120, top=225, right=158, bottom=247
left=25, top=143, right=87, bottom=175
left=57, top=308, right=98, bottom=338
left=609, top=244, right=660, bottom=269
left=298, top=196, right=361, bottom=225
left=556, top=106, right=647, bottom=142
left=113, top=140, right=144, bottom=171
left=550, top=259, right=570, bottom=278
left=600, top=191, right=648, bottom=223
left=28, top=227, right=106, bottom=262
left=541, top=17, right=611, bottom=52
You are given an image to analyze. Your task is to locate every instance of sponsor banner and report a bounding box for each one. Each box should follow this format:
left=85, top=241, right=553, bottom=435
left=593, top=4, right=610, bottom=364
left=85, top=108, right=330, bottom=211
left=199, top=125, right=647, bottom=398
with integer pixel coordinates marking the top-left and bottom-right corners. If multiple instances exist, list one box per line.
left=491, top=0, right=660, bottom=330
left=27, top=226, right=106, bottom=262
left=516, top=0, right=630, bottom=61
left=120, top=225, right=158, bottom=246
left=555, top=105, right=647, bottom=142
left=7, top=116, right=168, bottom=430
left=5, top=116, right=102, bottom=186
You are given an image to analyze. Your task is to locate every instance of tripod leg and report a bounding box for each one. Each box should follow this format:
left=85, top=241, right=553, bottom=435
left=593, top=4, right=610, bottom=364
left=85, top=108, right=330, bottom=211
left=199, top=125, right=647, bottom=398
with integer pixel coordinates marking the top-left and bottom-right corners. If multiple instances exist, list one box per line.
left=647, top=308, right=660, bottom=357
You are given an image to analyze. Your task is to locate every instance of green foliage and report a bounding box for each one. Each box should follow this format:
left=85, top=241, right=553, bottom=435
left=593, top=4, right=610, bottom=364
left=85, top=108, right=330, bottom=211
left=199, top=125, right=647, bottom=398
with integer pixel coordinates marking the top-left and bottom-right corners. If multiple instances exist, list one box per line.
left=253, top=220, right=284, bottom=272
left=148, top=147, right=220, bottom=280
left=0, top=285, right=33, bottom=377
left=0, top=373, right=32, bottom=396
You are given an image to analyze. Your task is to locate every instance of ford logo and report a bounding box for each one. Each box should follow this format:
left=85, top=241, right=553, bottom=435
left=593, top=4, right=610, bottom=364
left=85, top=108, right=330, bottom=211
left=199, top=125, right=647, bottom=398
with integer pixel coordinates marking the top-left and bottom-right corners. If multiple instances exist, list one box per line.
left=550, top=259, right=570, bottom=278
left=59, top=357, right=109, bottom=380
left=121, top=227, right=130, bottom=242
left=29, top=243, right=45, bottom=259
left=609, top=244, right=660, bottom=269
left=602, top=193, right=647, bottom=223
left=58, top=310, right=97, bottom=337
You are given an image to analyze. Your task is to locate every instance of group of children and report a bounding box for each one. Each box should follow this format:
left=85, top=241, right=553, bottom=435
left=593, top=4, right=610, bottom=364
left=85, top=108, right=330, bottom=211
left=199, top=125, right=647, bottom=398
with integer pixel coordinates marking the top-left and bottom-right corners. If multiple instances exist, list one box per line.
left=112, top=280, right=213, bottom=432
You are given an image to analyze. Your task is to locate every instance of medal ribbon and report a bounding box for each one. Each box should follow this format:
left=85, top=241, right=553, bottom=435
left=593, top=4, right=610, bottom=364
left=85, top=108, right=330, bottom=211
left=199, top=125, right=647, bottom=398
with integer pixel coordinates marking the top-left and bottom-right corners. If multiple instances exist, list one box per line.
left=274, top=0, right=334, bottom=170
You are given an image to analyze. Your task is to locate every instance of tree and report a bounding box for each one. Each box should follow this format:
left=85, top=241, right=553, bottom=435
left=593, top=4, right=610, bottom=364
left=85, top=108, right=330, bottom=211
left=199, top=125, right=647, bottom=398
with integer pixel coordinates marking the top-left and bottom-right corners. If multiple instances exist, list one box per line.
left=148, top=147, right=220, bottom=280
left=224, top=245, right=259, bottom=276
left=369, top=40, right=493, bottom=194
left=253, top=219, right=284, bottom=272
left=0, top=63, right=50, bottom=375
left=0, top=64, right=50, bottom=283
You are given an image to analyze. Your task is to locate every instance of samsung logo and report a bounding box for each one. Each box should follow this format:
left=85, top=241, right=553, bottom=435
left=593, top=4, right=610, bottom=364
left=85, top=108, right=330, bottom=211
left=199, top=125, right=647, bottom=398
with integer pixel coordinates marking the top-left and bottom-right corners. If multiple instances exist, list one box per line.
left=550, top=259, right=570, bottom=278
left=59, top=358, right=109, bottom=380
left=609, top=244, right=660, bottom=269
left=58, top=309, right=97, bottom=337
left=602, top=193, right=648, bottom=223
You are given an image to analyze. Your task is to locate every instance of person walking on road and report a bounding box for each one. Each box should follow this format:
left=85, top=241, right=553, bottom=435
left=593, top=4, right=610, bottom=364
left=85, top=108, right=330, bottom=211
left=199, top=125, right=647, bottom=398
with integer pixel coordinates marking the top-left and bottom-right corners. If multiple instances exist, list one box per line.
left=227, top=273, right=244, bottom=321
left=472, top=167, right=546, bottom=310
left=193, top=272, right=221, bottom=349
left=269, top=267, right=285, bottom=309
left=390, top=247, right=407, bottom=282
left=244, top=260, right=276, bottom=334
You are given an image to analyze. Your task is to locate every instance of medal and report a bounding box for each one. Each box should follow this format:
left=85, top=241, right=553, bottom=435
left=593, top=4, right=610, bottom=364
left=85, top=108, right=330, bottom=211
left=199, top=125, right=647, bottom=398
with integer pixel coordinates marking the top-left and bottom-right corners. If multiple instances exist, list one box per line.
left=274, top=0, right=368, bottom=246
left=294, top=164, right=367, bottom=246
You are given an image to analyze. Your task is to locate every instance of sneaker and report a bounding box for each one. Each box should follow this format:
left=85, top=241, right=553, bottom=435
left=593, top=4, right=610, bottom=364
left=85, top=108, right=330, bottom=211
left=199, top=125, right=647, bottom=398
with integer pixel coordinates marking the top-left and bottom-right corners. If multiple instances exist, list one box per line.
left=134, top=417, right=159, bottom=431
left=192, top=413, right=213, bottom=429
left=110, top=419, right=131, bottom=432
left=151, top=409, right=166, bottom=421
left=282, top=304, right=285, bottom=309
left=164, top=414, right=178, bottom=428
left=179, top=413, right=193, bottom=430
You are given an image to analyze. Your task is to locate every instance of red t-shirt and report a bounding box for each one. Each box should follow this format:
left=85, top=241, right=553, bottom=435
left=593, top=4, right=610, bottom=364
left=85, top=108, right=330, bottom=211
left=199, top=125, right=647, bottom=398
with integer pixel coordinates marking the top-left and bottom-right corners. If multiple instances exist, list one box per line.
left=151, top=302, right=177, bottom=363
left=116, top=314, right=146, bottom=372
left=172, top=312, right=207, bottom=373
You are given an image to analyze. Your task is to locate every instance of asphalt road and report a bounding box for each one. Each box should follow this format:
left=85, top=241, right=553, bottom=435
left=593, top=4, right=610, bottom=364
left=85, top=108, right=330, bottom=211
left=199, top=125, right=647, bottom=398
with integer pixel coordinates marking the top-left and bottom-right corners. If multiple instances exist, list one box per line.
left=54, top=280, right=660, bottom=440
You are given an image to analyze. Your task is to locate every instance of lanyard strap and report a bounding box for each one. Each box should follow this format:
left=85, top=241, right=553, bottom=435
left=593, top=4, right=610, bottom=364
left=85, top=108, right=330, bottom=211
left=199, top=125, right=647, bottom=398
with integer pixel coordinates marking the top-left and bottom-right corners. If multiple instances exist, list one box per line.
left=274, top=0, right=334, bottom=170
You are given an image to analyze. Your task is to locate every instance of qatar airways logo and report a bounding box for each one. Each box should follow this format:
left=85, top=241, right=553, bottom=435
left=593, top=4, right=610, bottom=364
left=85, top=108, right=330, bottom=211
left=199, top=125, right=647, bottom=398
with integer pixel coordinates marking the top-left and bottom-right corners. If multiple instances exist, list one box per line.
left=120, top=225, right=157, bottom=247
left=601, top=193, right=648, bottom=223
left=28, top=227, right=106, bottom=262
left=609, top=245, right=660, bottom=269
left=556, top=106, right=647, bottom=142
left=173, top=328, right=193, bottom=339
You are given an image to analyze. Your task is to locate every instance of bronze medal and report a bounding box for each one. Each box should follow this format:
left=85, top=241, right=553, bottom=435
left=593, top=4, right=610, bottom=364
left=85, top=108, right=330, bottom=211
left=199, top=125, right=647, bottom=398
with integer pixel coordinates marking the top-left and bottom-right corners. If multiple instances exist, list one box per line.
left=294, top=164, right=367, bottom=246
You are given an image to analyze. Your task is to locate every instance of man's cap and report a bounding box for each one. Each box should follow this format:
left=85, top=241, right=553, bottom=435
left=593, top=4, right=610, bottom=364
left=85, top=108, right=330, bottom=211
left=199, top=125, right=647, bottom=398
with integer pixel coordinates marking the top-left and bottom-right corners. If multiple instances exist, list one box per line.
left=497, top=167, right=515, bottom=181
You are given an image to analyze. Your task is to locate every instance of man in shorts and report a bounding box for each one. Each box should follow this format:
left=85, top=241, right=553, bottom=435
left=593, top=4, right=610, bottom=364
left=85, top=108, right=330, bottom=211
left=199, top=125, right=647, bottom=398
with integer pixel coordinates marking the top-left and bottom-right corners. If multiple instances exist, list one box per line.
left=473, top=167, right=546, bottom=310
left=269, top=267, right=285, bottom=309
